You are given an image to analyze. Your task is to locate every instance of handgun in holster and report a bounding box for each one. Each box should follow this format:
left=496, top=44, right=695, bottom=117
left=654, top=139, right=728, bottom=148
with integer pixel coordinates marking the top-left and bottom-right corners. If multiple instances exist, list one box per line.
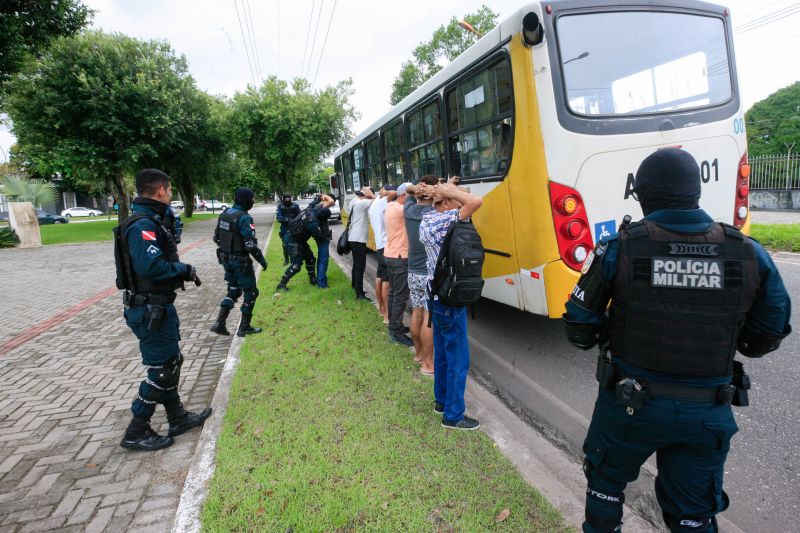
left=145, top=304, right=167, bottom=332
left=732, top=360, right=750, bottom=407
left=595, top=339, right=614, bottom=389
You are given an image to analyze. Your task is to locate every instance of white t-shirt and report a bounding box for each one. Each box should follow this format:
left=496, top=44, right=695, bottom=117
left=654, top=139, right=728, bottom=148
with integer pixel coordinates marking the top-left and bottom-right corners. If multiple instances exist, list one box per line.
left=368, top=196, right=388, bottom=249
left=347, top=197, right=371, bottom=243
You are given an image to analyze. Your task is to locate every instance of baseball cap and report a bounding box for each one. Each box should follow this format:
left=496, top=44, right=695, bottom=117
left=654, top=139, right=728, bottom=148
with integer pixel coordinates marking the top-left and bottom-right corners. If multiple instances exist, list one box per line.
left=383, top=184, right=397, bottom=191
left=354, top=190, right=366, bottom=197
left=397, top=182, right=412, bottom=195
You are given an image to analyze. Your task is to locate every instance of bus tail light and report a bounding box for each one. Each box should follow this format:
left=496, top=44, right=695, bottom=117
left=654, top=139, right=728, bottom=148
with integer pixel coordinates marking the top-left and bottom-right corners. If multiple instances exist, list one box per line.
left=733, top=153, right=749, bottom=229
left=549, top=182, right=595, bottom=271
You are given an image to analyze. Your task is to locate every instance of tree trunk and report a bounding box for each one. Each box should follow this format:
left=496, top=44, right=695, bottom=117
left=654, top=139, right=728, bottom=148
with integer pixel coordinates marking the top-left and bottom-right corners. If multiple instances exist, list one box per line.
left=176, top=177, right=194, bottom=218
left=112, top=173, right=130, bottom=223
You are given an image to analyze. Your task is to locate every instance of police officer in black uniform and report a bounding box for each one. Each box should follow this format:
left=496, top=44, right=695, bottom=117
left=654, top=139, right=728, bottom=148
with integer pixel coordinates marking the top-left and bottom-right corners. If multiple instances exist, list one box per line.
left=275, top=194, right=334, bottom=291
left=210, top=187, right=268, bottom=337
left=563, top=148, right=792, bottom=533
left=276, top=193, right=300, bottom=265
left=116, top=169, right=212, bottom=451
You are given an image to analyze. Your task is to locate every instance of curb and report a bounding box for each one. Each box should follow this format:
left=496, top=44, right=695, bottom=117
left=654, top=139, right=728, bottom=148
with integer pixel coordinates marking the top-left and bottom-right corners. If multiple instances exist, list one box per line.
left=172, top=216, right=275, bottom=533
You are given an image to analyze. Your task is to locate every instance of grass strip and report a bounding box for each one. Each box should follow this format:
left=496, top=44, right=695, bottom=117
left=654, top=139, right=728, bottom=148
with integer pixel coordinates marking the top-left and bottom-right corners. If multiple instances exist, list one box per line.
left=201, top=231, right=568, bottom=532
left=39, top=213, right=217, bottom=245
left=749, top=223, right=800, bottom=253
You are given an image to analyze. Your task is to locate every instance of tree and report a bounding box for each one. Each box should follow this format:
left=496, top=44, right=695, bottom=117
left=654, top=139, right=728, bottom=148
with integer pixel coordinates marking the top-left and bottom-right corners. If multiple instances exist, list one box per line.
left=228, top=76, right=357, bottom=194
left=389, top=5, right=499, bottom=105
left=746, top=82, right=800, bottom=156
left=0, top=0, right=92, bottom=100
left=5, top=31, right=206, bottom=221
left=0, top=175, right=57, bottom=208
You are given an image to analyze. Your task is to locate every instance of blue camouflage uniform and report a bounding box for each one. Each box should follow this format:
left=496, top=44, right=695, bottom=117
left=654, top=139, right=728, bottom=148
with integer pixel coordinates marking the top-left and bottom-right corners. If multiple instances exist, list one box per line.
left=565, top=208, right=791, bottom=533
left=276, top=197, right=300, bottom=263
left=122, top=199, right=193, bottom=420
left=213, top=203, right=266, bottom=317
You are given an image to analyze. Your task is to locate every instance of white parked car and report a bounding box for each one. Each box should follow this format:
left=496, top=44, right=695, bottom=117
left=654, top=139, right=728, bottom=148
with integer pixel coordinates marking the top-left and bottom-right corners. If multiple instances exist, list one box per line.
left=170, top=200, right=184, bottom=210
left=196, top=199, right=228, bottom=211
left=328, top=200, right=341, bottom=221
left=61, top=206, right=103, bottom=218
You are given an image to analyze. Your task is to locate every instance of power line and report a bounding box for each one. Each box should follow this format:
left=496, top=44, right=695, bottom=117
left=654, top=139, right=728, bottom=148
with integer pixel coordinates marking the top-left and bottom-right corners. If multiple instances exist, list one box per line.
left=244, top=0, right=264, bottom=81
left=312, top=0, right=338, bottom=89
left=233, top=0, right=257, bottom=85
left=305, top=0, right=326, bottom=79
left=736, top=3, right=800, bottom=34
left=300, top=0, right=316, bottom=79
left=276, top=0, right=280, bottom=78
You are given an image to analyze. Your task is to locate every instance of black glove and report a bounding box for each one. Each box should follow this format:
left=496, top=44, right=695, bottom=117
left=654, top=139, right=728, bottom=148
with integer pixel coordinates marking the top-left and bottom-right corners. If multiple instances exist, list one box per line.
left=183, top=264, right=197, bottom=282
left=259, top=258, right=268, bottom=270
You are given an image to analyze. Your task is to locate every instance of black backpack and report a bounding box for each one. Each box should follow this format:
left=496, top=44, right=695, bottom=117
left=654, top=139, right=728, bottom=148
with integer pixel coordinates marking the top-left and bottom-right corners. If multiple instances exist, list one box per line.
left=431, top=219, right=485, bottom=306
left=288, top=208, right=319, bottom=240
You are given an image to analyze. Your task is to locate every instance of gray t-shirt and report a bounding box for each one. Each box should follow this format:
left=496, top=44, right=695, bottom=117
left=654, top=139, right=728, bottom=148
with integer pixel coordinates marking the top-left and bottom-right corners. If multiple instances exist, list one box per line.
left=404, top=195, right=433, bottom=274
left=347, top=197, right=371, bottom=243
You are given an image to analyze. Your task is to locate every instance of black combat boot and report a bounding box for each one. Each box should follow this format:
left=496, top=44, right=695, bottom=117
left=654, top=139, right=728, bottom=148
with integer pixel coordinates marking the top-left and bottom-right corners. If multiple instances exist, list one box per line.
left=309, top=272, right=317, bottom=285
left=210, top=307, right=231, bottom=335
left=165, top=402, right=213, bottom=437
left=120, top=416, right=174, bottom=451
left=276, top=275, right=290, bottom=292
left=237, top=313, right=263, bottom=337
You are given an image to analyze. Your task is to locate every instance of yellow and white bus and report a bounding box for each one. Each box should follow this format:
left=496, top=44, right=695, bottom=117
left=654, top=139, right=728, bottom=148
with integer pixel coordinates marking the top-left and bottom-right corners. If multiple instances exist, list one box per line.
left=332, top=0, right=751, bottom=318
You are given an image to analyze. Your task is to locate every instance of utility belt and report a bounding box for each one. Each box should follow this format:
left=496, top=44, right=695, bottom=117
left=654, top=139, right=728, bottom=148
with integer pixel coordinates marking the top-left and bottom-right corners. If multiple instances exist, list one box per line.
left=123, top=291, right=176, bottom=307
left=596, top=353, right=750, bottom=409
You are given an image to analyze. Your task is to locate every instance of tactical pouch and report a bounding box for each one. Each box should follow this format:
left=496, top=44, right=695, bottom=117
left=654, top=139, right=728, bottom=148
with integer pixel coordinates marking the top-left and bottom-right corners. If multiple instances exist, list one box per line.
left=615, top=378, right=646, bottom=410
left=216, top=249, right=224, bottom=265
left=596, top=354, right=614, bottom=389
left=731, top=360, right=750, bottom=407
left=145, top=304, right=167, bottom=332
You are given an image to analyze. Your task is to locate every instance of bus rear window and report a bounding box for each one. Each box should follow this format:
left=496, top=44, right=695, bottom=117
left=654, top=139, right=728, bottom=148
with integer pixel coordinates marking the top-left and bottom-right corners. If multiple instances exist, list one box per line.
left=556, top=11, right=732, bottom=116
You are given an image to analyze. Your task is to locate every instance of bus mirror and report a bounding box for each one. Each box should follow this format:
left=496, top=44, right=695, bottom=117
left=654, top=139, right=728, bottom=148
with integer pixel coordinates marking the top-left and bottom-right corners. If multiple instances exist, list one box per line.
left=522, top=12, right=544, bottom=46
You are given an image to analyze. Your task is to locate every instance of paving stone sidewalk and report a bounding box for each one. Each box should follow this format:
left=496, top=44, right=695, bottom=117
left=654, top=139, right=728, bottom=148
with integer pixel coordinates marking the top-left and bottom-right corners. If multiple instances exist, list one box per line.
left=0, top=206, right=273, bottom=532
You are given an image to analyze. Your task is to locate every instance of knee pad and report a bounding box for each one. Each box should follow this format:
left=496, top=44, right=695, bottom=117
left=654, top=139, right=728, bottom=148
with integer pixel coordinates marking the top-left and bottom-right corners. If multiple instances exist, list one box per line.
left=243, top=288, right=258, bottom=306
left=289, top=263, right=302, bottom=274
left=147, top=357, right=180, bottom=391
left=662, top=511, right=718, bottom=532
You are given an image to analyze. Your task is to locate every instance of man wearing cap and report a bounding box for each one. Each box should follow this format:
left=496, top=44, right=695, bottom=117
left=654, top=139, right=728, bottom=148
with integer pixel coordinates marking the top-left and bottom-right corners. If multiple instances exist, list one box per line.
left=384, top=183, right=414, bottom=346
left=369, top=185, right=396, bottom=320
left=276, top=193, right=300, bottom=265
left=563, top=148, right=791, bottom=533
left=210, top=187, right=268, bottom=337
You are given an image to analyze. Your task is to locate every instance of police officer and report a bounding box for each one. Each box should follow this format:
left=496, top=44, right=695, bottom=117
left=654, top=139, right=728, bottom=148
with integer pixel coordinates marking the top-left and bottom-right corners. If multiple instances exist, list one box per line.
left=276, top=193, right=300, bottom=265
left=117, top=169, right=212, bottom=451
left=275, top=195, right=332, bottom=291
left=563, top=148, right=791, bottom=533
left=210, top=187, right=268, bottom=337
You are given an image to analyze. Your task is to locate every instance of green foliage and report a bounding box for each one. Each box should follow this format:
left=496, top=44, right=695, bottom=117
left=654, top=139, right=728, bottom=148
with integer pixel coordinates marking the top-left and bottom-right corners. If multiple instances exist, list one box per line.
left=0, top=226, right=20, bottom=248
left=306, top=162, right=335, bottom=195
left=202, top=232, right=567, bottom=532
left=390, top=5, right=499, bottom=105
left=4, top=31, right=206, bottom=221
left=746, top=82, right=800, bottom=156
left=0, top=0, right=92, bottom=99
left=0, top=175, right=57, bottom=207
left=227, top=77, right=358, bottom=194
left=749, top=223, right=800, bottom=252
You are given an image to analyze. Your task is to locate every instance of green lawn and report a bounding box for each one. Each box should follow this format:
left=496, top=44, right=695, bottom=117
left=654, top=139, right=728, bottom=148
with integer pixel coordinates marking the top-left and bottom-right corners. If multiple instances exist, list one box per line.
left=39, top=213, right=217, bottom=245
left=201, top=232, right=568, bottom=532
left=749, top=223, right=800, bottom=253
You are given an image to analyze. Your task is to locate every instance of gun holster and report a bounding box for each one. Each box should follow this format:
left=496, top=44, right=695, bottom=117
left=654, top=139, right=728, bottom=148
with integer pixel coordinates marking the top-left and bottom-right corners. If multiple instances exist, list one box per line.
left=732, top=360, right=751, bottom=407
left=615, top=377, right=646, bottom=410
left=596, top=353, right=614, bottom=389
left=145, top=304, right=167, bottom=332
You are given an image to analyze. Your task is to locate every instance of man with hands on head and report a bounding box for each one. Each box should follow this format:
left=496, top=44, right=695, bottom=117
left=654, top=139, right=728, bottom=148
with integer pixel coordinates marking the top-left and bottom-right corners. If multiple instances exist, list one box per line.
left=419, top=176, right=484, bottom=431
left=347, top=186, right=376, bottom=301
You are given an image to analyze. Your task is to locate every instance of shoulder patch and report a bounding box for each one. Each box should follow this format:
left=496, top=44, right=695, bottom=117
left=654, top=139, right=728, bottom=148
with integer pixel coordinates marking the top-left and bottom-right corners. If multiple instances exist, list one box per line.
left=250, top=223, right=255, bottom=230
left=141, top=230, right=157, bottom=241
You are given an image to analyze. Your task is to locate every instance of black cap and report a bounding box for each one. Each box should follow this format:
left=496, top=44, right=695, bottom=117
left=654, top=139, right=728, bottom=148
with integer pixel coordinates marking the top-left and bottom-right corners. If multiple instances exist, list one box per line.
left=235, top=188, right=255, bottom=211
left=633, top=148, right=701, bottom=215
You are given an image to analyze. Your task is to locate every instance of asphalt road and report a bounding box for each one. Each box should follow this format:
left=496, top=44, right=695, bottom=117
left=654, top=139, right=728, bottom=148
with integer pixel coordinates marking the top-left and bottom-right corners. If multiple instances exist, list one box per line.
left=328, top=209, right=798, bottom=532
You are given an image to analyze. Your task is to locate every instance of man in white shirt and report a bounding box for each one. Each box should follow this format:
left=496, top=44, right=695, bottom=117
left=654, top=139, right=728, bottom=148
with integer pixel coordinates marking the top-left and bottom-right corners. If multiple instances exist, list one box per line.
left=367, top=185, right=396, bottom=321
left=347, top=187, right=374, bottom=300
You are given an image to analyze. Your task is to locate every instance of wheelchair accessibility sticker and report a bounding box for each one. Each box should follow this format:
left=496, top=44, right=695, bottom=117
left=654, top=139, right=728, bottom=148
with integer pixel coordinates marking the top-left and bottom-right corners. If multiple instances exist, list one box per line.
left=594, top=220, right=615, bottom=243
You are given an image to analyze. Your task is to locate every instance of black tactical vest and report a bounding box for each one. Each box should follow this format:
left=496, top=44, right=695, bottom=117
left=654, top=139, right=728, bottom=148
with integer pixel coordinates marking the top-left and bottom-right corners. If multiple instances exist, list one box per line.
left=608, top=221, right=759, bottom=377
left=116, top=213, right=182, bottom=294
left=216, top=209, right=246, bottom=254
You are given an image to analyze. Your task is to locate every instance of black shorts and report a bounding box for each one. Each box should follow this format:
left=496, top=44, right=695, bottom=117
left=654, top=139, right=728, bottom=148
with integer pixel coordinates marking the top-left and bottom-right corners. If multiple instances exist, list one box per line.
left=376, top=248, right=388, bottom=279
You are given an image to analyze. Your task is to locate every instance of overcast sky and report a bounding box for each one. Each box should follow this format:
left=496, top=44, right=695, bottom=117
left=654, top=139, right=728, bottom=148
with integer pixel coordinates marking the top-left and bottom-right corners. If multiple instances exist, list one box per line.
left=2, top=0, right=799, bottom=163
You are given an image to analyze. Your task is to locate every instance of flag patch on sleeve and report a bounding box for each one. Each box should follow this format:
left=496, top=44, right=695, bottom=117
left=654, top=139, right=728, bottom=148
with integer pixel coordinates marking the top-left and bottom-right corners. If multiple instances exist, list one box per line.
left=250, top=224, right=255, bottom=230
left=142, top=230, right=157, bottom=241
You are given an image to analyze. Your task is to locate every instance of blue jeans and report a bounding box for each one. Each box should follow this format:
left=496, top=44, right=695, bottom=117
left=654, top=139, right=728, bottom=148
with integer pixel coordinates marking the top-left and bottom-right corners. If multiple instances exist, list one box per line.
left=315, top=237, right=330, bottom=287
left=431, top=300, right=470, bottom=422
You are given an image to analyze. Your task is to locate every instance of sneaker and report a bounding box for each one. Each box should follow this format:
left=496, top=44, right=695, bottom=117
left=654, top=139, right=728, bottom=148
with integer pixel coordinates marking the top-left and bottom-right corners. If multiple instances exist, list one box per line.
left=389, top=334, right=414, bottom=347
left=433, top=402, right=444, bottom=414
left=442, top=416, right=480, bottom=431
left=355, top=293, right=372, bottom=302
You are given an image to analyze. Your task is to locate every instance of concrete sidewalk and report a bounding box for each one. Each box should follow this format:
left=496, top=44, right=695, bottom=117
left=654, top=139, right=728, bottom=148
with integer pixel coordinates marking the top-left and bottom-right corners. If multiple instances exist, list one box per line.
left=0, top=207, right=272, bottom=532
